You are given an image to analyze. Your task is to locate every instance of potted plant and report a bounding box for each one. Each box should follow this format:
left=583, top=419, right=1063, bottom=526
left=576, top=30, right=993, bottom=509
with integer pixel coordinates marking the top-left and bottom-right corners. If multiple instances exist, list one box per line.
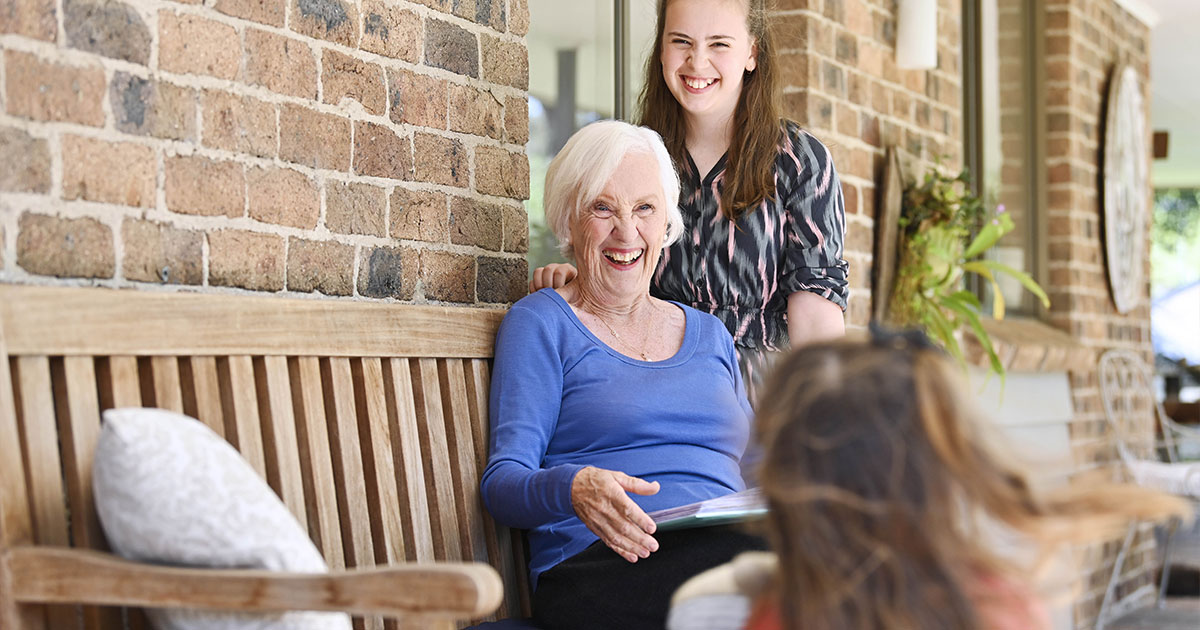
left=886, top=163, right=1050, bottom=375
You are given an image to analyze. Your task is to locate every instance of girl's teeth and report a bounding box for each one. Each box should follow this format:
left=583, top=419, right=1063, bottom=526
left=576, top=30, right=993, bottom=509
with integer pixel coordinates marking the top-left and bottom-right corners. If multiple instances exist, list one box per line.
left=685, top=78, right=714, bottom=89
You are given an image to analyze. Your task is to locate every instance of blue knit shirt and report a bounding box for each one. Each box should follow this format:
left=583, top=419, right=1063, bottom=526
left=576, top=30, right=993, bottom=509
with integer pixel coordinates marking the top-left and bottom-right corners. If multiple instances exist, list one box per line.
left=480, top=289, right=754, bottom=586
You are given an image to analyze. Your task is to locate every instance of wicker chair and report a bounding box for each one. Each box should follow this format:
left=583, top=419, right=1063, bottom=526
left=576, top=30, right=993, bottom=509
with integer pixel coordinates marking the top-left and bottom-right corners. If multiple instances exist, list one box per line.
left=1095, top=349, right=1200, bottom=630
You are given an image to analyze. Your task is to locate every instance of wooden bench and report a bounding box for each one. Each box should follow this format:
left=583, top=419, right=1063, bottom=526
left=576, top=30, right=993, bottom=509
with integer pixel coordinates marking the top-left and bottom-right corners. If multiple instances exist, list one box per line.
left=0, top=284, right=530, bottom=629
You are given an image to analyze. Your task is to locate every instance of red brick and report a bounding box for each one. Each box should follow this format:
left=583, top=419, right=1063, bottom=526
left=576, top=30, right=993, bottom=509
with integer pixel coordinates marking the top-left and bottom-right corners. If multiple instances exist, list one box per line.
left=843, top=184, right=858, bottom=215
left=110, top=73, right=197, bottom=141
left=836, top=103, right=858, bottom=137
left=414, top=133, right=467, bottom=187
left=361, top=0, right=421, bottom=62
left=279, top=104, right=352, bottom=170
left=474, top=146, right=529, bottom=199
left=424, top=18, right=478, bottom=78
left=201, top=90, right=278, bottom=158
left=322, top=50, right=386, bottom=115
left=244, top=29, right=318, bottom=99
left=1, top=0, right=57, bottom=41
left=388, top=68, right=447, bottom=129
left=509, top=0, right=528, bottom=36
left=448, top=83, right=503, bottom=139
left=17, top=212, right=114, bottom=279
left=121, top=219, right=203, bottom=285
left=420, top=249, right=474, bottom=303
left=165, top=155, right=245, bottom=217
left=4, top=50, right=105, bottom=126
left=353, top=121, right=413, bottom=180
left=390, top=188, right=448, bottom=242
left=477, top=256, right=526, bottom=303
left=502, top=203, right=528, bottom=253
left=63, top=135, right=156, bottom=207
left=481, top=34, right=527, bottom=89
left=247, top=166, right=319, bottom=229
left=208, top=230, right=284, bottom=291
left=358, top=245, right=417, bottom=299
left=504, top=96, right=528, bottom=145
left=287, top=238, right=354, bottom=295
left=325, top=181, right=386, bottom=237
left=157, top=11, right=240, bottom=80
left=449, top=196, right=502, bottom=250
left=290, top=0, right=359, bottom=47
left=64, top=0, right=151, bottom=64
left=214, top=0, right=285, bottom=27
left=0, top=127, right=51, bottom=193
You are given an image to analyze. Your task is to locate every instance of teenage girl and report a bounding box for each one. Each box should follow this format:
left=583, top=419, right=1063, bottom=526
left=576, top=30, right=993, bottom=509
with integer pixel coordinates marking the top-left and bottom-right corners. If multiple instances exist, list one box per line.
left=531, top=0, right=848, bottom=400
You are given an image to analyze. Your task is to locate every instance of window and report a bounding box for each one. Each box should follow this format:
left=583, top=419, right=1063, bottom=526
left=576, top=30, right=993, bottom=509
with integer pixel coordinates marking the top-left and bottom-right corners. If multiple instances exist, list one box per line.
left=525, top=0, right=658, bottom=273
left=964, top=0, right=1046, bottom=314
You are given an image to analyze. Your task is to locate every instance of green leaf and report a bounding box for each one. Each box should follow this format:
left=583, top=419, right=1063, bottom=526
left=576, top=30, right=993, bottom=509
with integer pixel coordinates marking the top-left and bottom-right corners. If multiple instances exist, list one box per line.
left=962, top=261, right=1007, bottom=319
left=962, top=220, right=1008, bottom=259
left=922, top=296, right=964, bottom=367
left=969, top=259, right=1051, bottom=308
left=940, top=295, right=1004, bottom=376
left=949, top=290, right=981, bottom=309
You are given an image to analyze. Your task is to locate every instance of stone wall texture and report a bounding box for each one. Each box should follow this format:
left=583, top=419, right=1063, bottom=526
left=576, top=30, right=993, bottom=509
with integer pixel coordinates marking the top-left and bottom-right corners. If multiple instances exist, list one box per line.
left=0, top=0, right=530, bottom=305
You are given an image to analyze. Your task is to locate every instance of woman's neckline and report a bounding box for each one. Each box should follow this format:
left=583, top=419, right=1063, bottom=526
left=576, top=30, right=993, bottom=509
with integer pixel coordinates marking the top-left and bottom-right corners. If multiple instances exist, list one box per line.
left=686, top=150, right=729, bottom=188
left=542, top=289, right=695, bottom=366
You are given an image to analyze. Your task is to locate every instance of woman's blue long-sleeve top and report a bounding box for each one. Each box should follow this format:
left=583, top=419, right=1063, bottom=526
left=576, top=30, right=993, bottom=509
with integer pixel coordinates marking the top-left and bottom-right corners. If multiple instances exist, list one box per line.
left=480, top=289, right=754, bottom=587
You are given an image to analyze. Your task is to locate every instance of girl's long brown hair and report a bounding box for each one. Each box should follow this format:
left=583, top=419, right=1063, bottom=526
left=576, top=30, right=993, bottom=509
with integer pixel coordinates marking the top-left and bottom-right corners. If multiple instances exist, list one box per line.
left=637, top=0, right=782, bottom=221
left=754, top=338, right=1192, bottom=630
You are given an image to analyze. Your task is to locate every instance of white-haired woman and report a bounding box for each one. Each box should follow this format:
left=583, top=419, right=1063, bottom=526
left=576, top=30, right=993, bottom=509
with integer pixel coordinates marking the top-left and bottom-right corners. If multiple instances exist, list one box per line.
left=481, top=120, right=763, bottom=630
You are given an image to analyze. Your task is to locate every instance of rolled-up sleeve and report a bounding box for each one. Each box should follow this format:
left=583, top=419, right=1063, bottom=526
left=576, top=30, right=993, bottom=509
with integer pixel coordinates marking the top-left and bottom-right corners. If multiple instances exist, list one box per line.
left=778, top=129, right=849, bottom=311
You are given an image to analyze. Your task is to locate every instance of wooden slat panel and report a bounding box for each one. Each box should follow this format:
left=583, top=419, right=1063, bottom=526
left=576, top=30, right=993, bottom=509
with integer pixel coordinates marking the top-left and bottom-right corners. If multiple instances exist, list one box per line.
left=0, top=285, right=502, bottom=359
left=13, top=357, right=79, bottom=629
left=439, top=360, right=489, bottom=564
left=322, top=358, right=375, bottom=569
left=181, top=356, right=224, bottom=438
left=97, top=356, right=143, bottom=410
left=218, top=356, right=267, bottom=479
left=149, top=357, right=183, bottom=413
left=0, top=331, right=46, bottom=630
left=290, top=357, right=344, bottom=569
left=52, top=357, right=124, bottom=630
left=382, top=359, right=435, bottom=563
left=255, top=356, right=307, bottom=529
left=352, top=358, right=406, bottom=564
left=465, top=360, right=524, bottom=620
left=412, top=358, right=463, bottom=561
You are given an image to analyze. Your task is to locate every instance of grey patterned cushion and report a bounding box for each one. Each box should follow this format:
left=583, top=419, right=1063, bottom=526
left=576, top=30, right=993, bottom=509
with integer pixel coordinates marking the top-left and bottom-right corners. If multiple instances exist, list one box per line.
left=93, top=407, right=352, bottom=630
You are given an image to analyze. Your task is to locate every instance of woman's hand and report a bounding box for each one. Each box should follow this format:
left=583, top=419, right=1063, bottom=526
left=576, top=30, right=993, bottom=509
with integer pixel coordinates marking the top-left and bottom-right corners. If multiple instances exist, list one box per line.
left=529, top=263, right=578, bottom=293
left=571, top=466, right=661, bottom=563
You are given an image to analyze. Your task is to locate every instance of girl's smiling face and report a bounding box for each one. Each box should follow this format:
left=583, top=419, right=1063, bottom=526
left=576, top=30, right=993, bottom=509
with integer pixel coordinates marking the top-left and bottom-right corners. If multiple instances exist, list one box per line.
left=660, top=0, right=757, bottom=126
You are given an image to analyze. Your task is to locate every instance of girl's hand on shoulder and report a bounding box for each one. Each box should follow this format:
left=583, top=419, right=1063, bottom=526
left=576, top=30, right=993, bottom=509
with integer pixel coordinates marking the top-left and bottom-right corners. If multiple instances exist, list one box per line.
left=529, top=263, right=578, bottom=293
left=570, top=466, right=660, bottom=563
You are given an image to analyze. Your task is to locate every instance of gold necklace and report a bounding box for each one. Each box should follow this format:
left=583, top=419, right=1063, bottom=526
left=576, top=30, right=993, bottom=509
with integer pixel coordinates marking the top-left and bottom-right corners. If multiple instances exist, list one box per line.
left=591, top=309, right=651, bottom=361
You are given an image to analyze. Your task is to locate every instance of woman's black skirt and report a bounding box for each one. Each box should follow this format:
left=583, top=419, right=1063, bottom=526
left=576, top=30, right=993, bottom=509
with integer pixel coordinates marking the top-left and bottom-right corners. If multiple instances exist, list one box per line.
left=532, top=524, right=767, bottom=630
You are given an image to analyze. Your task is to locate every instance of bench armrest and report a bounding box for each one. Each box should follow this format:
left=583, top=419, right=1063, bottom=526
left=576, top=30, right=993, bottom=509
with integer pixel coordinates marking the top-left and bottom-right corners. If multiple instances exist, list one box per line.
left=5, top=547, right=503, bottom=619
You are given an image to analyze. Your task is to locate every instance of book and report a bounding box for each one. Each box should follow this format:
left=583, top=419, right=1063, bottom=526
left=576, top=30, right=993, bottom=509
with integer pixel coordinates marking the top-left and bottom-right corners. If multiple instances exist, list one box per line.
left=647, top=488, right=767, bottom=531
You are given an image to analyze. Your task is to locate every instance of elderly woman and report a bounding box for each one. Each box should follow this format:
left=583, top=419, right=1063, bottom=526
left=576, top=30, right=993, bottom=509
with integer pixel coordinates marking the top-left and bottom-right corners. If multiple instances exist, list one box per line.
left=481, top=120, right=763, bottom=630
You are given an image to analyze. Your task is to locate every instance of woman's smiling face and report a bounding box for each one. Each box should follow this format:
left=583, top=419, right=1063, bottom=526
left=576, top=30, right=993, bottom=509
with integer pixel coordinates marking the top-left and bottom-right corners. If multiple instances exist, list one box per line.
left=570, top=151, right=669, bottom=303
left=660, top=0, right=757, bottom=126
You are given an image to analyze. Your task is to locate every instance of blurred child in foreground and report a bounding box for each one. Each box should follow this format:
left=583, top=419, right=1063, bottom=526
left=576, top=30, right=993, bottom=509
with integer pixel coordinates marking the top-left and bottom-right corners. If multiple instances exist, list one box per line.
left=668, top=327, right=1192, bottom=630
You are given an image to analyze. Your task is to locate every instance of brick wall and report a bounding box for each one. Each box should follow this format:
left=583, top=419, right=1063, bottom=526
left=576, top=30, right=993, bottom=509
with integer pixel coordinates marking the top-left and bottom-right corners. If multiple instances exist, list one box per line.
left=0, top=0, right=530, bottom=306
left=775, top=0, right=964, bottom=332
left=1042, top=1, right=1157, bottom=626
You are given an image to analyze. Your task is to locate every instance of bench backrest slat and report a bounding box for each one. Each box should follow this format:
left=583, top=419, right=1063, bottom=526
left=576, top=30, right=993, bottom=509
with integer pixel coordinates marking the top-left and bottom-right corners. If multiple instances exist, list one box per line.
left=0, top=286, right=522, bottom=629
left=290, top=355, right=346, bottom=569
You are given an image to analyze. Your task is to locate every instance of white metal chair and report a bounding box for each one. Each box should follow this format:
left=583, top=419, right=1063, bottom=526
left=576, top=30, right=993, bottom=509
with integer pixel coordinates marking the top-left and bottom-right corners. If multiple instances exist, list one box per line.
left=1095, top=349, right=1200, bottom=630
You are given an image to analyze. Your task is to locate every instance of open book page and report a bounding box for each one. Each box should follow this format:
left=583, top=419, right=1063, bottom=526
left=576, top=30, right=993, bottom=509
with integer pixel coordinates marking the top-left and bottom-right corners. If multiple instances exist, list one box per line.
left=648, top=488, right=767, bottom=531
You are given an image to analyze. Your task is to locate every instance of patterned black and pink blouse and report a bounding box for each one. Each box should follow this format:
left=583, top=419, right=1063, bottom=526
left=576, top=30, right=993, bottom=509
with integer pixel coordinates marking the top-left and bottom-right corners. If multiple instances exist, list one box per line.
left=651, top=121, right=849, bottom=400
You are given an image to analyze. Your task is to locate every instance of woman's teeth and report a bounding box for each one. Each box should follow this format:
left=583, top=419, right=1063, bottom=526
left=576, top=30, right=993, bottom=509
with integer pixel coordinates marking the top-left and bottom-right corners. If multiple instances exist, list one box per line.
left=685, top=77, right=716, bottom=89
left=604, top=249, right=643, bottom=264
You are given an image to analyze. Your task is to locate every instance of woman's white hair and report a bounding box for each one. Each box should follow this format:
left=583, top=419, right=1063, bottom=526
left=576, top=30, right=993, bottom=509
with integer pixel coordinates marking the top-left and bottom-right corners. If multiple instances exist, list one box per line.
left=543, top=120, right=684, bottom=260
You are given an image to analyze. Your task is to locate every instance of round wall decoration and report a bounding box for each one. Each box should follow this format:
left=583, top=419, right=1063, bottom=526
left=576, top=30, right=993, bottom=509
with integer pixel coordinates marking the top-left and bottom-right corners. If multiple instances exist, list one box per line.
left=1102, top=63, right=1148, bottom=315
